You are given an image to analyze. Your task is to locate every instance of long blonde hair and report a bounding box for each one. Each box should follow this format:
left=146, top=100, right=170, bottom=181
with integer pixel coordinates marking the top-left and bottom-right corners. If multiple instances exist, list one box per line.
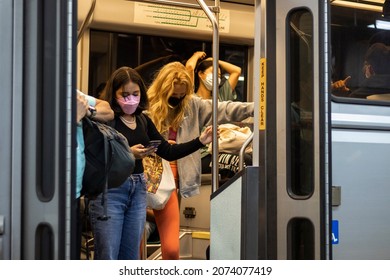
left=147, top=62, right=193, bottom=134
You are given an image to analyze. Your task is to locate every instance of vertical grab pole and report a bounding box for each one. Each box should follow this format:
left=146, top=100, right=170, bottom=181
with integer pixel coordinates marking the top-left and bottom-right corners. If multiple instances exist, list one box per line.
left=77, top=0, right=96, bottom=44
left=196, top=0, right=219, bottom=193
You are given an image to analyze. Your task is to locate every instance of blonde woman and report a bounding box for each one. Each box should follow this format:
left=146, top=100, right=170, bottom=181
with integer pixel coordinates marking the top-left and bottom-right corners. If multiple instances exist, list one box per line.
left=147, top=61, right=253, bottom=259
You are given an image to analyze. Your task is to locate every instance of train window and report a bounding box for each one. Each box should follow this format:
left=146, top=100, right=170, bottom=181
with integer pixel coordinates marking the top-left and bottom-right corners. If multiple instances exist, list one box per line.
left=88, top=30, right=248, bottom=101
left=35, top=223, right=54, bottom=259
left=287, top=218, right=315, bottom=260
left=287, top=9, right=314, bottom=197
left=331, top=4, right=390, bottom=101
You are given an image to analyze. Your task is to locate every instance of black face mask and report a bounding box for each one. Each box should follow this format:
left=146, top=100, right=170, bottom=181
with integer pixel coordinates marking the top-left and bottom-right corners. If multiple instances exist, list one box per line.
left=168, top=96, right=185, bottom=107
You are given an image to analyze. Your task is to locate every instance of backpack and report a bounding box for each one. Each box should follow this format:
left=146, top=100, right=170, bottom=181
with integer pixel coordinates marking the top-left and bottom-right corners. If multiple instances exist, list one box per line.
left=81, top=117, right=135, bottom=200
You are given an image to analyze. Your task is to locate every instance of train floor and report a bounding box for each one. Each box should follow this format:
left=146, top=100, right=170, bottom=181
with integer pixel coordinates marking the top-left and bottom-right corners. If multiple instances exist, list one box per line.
left=80, top=228, right=210, bottom=260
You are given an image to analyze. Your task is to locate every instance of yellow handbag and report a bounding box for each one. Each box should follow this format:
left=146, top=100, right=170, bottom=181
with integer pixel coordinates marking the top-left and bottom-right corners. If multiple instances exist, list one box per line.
left=143, top=154, right=175, bottom=210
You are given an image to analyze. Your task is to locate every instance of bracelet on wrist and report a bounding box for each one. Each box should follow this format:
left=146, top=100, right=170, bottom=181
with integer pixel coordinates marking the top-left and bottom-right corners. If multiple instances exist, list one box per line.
left=88, top=106, right=97, bottom=118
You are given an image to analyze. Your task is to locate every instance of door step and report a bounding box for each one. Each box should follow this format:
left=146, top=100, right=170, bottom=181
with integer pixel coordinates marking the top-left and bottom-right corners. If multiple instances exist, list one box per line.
left=146, top=230, right=210, bottom=260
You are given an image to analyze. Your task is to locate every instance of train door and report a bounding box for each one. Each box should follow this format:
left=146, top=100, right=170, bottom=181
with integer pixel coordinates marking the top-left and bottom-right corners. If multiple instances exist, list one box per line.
left=260, top=0, right=331, bottom=259
left=0, top=0, right=22, bottom=260
left=0, top=0, right=76, bottom=259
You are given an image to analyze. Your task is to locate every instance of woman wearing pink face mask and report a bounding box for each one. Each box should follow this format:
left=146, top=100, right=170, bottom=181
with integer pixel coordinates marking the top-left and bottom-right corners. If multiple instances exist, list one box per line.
left=89, top=67, right=214, bottom=260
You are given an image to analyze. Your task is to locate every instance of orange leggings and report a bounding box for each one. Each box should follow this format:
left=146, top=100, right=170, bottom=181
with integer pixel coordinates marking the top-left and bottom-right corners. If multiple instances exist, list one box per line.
left=153, top=162, right=180, bottom=260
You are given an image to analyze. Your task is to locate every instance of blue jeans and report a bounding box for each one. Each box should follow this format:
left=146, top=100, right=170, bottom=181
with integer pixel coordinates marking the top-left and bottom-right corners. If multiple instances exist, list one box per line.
left=89, top=174, right=146, bottom=260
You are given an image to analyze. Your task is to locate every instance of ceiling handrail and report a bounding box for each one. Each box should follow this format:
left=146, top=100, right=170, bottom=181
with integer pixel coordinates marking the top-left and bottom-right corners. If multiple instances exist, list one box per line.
left=77, top=0, right=96, bottom=44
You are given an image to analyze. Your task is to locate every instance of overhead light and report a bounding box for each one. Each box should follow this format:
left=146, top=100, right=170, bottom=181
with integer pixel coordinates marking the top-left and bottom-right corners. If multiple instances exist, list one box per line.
left=331, top=0, right=383, bottom=12
left=377, top=19, right=390, bottom=28
left=368, top=19, right=390, bottom=29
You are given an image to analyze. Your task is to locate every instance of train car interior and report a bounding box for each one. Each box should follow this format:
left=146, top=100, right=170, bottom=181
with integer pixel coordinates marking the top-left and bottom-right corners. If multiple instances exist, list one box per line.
left=2, top=0, right=390, bottom=261
left=75, top=0, right=390, bottom=260
left=78, top=0, right=255, bottom=260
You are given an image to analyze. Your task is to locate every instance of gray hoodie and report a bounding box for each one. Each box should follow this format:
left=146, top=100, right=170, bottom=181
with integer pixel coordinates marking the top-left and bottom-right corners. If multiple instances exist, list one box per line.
left=175, top=96, right=254, bottom=198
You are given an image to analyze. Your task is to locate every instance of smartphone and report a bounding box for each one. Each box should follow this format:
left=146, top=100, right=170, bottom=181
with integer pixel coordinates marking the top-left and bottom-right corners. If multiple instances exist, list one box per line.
left=146, top=140, right=161, bottom=149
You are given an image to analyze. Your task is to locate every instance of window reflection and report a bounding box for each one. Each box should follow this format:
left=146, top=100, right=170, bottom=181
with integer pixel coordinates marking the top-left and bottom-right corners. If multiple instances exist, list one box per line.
left=288, top=9, right=314, bottom=197
left=331, top=5, right=390, bottom=102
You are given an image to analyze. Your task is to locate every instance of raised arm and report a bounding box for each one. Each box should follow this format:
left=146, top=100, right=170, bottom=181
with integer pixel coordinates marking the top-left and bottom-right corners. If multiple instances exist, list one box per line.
left=77, top=90, right=114, bottom=122
left=93, top=99, right=114, bottom=122
left=218, top=60, right=242, bottom=91
left=77, top=93, right=89, bottom=123
left=186, top=51, right=206, bottom=84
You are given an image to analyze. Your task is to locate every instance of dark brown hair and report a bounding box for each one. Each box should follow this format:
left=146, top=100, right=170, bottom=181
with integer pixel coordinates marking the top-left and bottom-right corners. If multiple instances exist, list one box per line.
left=365, top=43, right=390, bottom=75
left=101, top=67, right=149, bottom=116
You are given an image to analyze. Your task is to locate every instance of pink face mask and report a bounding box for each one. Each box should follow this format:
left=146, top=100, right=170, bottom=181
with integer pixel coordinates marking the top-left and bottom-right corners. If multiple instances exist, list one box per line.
left=117, top=95, right=140, bottom=115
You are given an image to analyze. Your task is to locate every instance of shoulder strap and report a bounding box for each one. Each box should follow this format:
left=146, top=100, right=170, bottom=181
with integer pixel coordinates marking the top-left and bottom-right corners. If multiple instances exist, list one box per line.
left=98, top=134, right=110, bottom=221
left=89, top=119, right=112, bottom=221
left=106, top=118, right=116, bottom=128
